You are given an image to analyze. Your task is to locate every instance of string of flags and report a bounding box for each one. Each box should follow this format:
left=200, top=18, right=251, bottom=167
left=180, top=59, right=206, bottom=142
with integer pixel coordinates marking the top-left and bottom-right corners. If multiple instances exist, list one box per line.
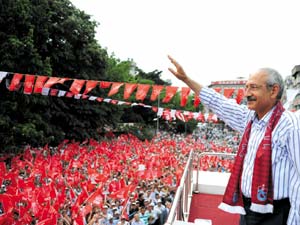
left=0, top=71, right=246, bottom=123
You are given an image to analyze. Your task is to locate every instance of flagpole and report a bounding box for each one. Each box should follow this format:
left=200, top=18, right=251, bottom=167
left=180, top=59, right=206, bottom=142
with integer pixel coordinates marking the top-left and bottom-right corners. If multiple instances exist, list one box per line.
left=156, top=95, right=159, bottom=134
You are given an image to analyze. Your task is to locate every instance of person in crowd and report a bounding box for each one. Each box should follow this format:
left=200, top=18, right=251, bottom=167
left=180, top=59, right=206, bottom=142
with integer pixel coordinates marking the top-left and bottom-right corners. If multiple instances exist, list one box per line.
left=145, top=203, right=160, bottom=225
left=131, top=213, right=145, bottom=225
left=154, top=199, right=168, bottom=225
left=139, top=206, right=150, bottom=225
left=117, top=216, right=129, bottom=225
left=168, top=55, right=300, bottom=225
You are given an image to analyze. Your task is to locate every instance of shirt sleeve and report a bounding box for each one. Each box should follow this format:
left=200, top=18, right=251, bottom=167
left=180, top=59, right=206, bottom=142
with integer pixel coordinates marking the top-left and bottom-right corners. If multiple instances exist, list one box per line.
left=199, top=87, right=252, bottom=134
left=287, top=116, right=300, bottom=225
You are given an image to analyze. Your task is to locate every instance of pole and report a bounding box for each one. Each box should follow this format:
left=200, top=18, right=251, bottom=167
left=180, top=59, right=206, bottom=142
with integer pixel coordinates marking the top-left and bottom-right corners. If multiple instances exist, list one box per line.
left=156, top=95, right=159, bottom=134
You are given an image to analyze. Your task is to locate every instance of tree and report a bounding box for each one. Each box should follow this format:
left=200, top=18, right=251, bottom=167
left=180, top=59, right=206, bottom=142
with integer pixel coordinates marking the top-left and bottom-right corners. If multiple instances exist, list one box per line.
left=0, top=0, right=122, bottom=152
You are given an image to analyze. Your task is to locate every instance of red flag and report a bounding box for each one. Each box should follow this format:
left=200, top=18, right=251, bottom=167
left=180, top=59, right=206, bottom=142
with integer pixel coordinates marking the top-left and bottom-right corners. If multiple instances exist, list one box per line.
left=33, top=76, right=49, bottom=93
left=236, top=88, right=245, bottom=104
left=194, top=95, right=201, bottom=107
left=175, top=111, right=185, bottom=122
left=223, top=88, right=235, bottom=98
left=213, top=87, right=221, bottom=93
left=86, top=187, right=104, bottom=206
left=196, top=112, right=205, bottom=122
left=43, top=77, right=69, bottom=88
left=83, top=80, right=98, bottom=94
left=180, top=87, right=190, bottom=107
left=0, top=162, right=6, bottom=174
left=99, top=81, right=112, bottom=89
left=162, top=86, right=178, bottom=103
left=23, top=74, right=36, bottom=94
left=8, top=73, right=23, bottom=91
left=123, top=83, right=137, bottom=99
left=50, top=89, right=58, bottom=96
left=136, top=84, right=150, bottom=101
left=69, top=79, right=86, bottom=95
left=108, top=82, right=124, bottom=96
left=0, top=194, right=14, bottom=214
left=150, top=85, right=164, bottom=101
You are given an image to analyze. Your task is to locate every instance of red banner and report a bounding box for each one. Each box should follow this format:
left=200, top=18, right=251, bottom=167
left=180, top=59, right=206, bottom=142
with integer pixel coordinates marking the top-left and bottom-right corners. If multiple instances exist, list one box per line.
left=108, top=82, right=124, bottom=96
left=180, top=87, right=190, bottom=107
left=162, top=86, right=178, bottom=103
left=123, top=83, right=137, bottom=99
left=23, top=74, right=36, bottom=94
left=9, top=73, right=23, bottom=91
left=135, top=84, right=150, bottom=101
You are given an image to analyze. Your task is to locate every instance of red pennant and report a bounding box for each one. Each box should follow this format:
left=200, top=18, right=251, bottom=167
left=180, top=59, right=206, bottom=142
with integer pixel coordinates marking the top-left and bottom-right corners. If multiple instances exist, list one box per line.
left=23, top=74, right=36, bottom=94
left=9, top=73, right=23, bottom=91
left=150, top=85, right=164, bottom=101
left=33, top=76, right=49, bottom=93
left=43, top=77, right=69, bottom=88
left=223, top=88, right=235, bottom=98
left=162, top=86, right=178, bottom=103
left=196, top=112, right=205, bottom=122
left=214, top=87, right=221, bottom=93
left=194, top=95, right=201, bottom=107
left=108, top=82, right=124, bottom=96
left=99, top=81, right=112, bottom=89
left=135, top=84, right=150, bottom=101
left=69, top=79, right=86, bottom=95
left=123, top=83, right=137, bottom=99
left=180, top=87, right=190, bottom=107
left=175, top=110, right=185, bottom=122
left=50, top=89, right=58, bottom=96
left=236, top=88, right=245, bottom=104
left=83, top=80, right=98, bottom=94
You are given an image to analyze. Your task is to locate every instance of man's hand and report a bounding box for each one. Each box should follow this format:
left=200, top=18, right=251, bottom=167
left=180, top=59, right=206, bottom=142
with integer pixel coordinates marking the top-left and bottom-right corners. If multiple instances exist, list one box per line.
left=167, top=55, right=203, bottom=95
left=167, top=55, right=188, bottom=82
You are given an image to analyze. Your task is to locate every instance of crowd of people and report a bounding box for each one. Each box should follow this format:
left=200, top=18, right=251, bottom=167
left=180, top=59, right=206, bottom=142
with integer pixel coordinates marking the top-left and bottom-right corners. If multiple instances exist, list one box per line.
left=0, top=125, right=240, bottom=225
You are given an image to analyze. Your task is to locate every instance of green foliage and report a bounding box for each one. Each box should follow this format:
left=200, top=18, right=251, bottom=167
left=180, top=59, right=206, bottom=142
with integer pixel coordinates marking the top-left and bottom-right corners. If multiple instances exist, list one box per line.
left=0, top=0, right=201, bottom=152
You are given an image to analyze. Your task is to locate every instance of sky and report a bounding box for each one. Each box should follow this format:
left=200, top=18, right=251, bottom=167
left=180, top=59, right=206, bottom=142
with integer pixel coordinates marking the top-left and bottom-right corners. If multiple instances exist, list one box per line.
left=71, top=0, right=300, bottom=87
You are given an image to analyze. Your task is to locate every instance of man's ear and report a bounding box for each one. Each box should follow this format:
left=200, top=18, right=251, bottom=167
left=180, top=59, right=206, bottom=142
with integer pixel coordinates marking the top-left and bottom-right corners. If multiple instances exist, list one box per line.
left=271, top=84, right=280, bottom=99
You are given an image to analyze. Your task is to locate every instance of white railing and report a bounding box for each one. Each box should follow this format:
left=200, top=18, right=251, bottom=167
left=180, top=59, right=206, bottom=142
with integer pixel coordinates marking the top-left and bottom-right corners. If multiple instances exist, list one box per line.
left=165, top=151, right=236, bottom=225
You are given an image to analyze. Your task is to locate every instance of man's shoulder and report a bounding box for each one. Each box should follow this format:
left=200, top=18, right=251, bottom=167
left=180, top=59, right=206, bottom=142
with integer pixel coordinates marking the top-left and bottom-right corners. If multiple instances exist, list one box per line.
left=281, top=110, right=300, bottom=128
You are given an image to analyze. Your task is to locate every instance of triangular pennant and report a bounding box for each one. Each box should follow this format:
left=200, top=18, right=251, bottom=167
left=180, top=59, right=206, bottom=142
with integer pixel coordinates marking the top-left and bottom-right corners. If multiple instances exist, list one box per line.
left=150, top=85, right=164, bottom=101
left=123, top=83, right=137, bottom=100
left=180, top=87, right=190, bottom=107
left=33, top=76, right=49, bottom=93
left=194, top=95, right=201, bottom=108
left=43, top=77, right=69, bottom=88
left=99, top=81, right=112, bottom=89
left=83, top=80, right=98, bottom=95
left=107, top=82, right=123, bottom=96
left=223, top=88, right=235, bottom=98
left=69, top=79, right=86, bottom=95
left=8, top=73, right=23, bottom=91
left=236, top=88, right=245, bottom=104
left=136, top=84, right=151, bottom=101
left=162, top=86, right=178, bottom=103
left=214, top=87, right=221, bottom=93
left=23, top=74, right=36, bottom=94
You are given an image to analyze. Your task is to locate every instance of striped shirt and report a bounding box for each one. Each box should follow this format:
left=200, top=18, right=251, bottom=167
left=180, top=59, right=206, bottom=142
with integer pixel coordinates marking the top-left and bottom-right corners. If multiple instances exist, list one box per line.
left=200, top=87, right=300, bottom=225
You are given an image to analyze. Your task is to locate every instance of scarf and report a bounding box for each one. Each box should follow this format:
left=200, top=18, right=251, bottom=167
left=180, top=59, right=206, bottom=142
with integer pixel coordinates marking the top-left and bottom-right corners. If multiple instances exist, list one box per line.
left=218, top=102, right=285, bottom=214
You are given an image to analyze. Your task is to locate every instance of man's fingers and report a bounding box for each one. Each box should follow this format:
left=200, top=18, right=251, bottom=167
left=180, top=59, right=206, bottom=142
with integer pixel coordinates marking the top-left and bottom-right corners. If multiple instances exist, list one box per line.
left=168, top=68, right=176, bottom=74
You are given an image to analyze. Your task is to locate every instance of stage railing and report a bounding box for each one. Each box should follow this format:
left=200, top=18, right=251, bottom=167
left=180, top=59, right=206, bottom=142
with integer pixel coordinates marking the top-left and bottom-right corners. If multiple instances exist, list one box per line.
left=165, top=151, right=236, bottom=225
left=165, top=150, right=194, bottom=225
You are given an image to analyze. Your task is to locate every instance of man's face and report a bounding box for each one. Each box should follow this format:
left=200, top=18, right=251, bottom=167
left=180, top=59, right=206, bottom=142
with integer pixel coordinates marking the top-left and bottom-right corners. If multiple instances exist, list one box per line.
left=245, top=70, right=277, bottom=119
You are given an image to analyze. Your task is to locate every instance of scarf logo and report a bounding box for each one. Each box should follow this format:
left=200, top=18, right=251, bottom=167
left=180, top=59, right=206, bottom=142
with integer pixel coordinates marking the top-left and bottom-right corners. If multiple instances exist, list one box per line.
left=232, top=191, right=238, bottom=203
left=257, top=185, right=267, bottom=202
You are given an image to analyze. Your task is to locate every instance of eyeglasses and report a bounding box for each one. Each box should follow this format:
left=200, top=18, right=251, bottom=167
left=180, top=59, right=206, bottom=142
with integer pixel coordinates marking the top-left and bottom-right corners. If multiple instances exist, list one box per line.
left=244, top=84, right=274, bottom=92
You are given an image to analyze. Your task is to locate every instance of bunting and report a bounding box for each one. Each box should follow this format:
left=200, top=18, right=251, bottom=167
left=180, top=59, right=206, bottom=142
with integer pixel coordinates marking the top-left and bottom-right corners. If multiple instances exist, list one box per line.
left=0, top=71, right=248, bottom=124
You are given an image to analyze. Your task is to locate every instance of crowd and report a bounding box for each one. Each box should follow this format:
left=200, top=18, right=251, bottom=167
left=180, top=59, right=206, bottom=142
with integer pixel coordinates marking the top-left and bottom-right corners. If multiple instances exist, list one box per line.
left=0, top=124, right=240, bottom=225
